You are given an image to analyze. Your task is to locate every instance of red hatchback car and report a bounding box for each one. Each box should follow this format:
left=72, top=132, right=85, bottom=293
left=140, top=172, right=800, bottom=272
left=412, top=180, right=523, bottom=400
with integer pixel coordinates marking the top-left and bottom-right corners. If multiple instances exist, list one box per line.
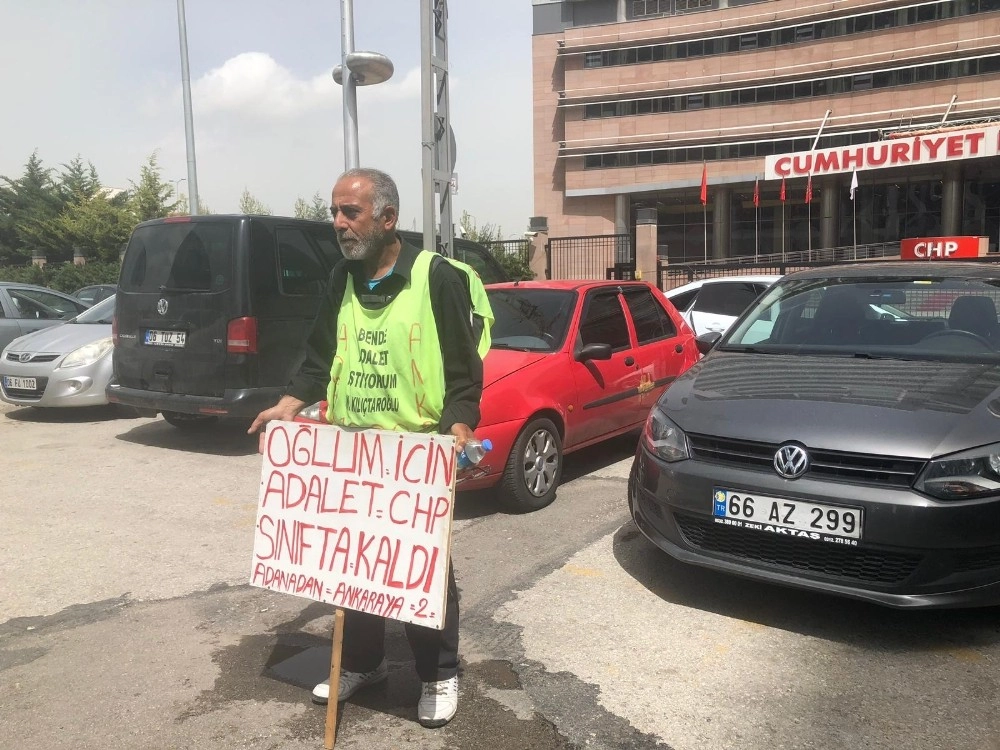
left=295, top=280, right=699, bottom=512
left=460, top=279, right=699, bottom=511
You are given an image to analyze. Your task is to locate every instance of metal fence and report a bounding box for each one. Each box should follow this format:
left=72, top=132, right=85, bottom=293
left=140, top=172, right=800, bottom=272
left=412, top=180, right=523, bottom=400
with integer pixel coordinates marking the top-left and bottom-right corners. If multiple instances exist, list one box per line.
left=547, top=234, right=632, bottom=280
left=482, top=239, right=530, bottom=263
left=658, top=241, right=909, bottom=290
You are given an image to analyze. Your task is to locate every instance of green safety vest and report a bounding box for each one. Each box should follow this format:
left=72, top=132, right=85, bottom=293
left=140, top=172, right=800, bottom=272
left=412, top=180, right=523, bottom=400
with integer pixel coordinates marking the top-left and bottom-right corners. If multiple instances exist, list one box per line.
left=326, top=250, right=493, bottom=432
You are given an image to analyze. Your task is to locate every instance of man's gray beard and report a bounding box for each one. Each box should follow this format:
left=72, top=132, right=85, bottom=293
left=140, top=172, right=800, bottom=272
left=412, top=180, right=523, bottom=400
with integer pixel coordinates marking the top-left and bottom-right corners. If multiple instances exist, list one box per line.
left=340, top=227, right=387, bottom=261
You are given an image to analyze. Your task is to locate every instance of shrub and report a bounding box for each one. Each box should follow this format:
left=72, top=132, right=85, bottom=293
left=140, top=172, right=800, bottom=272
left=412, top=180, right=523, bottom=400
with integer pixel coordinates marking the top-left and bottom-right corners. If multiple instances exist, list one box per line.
left=0, top=261, right=121, bottom=293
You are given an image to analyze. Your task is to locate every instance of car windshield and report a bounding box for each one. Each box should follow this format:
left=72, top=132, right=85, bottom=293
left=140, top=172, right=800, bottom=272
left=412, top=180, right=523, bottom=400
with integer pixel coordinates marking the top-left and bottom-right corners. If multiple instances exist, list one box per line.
left=723, top=274, right=1000, bottom=362
left=487, top=288, right=575, bottom=352
left=72, top=294, right=116, bottom=324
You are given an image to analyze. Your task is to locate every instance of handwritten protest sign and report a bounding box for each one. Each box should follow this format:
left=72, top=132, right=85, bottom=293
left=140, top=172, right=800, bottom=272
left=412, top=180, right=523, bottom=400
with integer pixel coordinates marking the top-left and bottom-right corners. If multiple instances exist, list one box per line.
left=250, top=420, right=456, bottom=630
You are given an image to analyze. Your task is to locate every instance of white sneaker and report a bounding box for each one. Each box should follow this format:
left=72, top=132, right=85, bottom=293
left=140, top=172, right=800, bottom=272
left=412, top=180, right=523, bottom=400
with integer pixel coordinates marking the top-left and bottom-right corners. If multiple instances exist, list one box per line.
left=311, top=659, right=388, bottom=704
left=417, top=676, right=458, bottom=728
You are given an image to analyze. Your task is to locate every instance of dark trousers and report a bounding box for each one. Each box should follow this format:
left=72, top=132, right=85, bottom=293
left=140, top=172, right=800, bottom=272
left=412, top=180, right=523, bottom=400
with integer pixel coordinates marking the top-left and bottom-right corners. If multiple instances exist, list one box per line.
left=340, top=562, right=459, bottom=683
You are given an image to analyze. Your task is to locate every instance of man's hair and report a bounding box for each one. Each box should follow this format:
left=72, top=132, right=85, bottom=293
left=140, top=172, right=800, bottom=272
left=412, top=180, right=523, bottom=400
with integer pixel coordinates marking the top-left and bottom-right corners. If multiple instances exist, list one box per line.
left=339, top=167, right=400, bottom=218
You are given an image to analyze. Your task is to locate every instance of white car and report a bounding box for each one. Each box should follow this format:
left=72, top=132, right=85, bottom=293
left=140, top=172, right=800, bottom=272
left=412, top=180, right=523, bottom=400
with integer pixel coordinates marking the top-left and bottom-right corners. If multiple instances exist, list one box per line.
left=665, top=275, right=782, bottom=336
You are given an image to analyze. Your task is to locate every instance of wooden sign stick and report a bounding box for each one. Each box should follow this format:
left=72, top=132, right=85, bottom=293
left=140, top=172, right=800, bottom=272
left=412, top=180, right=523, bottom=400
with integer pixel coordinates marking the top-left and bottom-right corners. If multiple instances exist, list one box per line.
left=324, top=609, right=346, bottom=750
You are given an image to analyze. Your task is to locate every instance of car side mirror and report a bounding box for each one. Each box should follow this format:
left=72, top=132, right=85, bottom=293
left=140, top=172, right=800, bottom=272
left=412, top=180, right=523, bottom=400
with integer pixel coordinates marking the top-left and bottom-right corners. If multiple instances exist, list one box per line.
left=576, top=342, right=612, bottom=362
left=695, top=331, right=722, bottom=355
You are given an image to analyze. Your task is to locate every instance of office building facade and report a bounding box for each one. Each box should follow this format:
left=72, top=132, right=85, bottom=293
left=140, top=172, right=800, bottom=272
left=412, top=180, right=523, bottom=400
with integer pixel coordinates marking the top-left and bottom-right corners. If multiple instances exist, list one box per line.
left=532, top=0, right=1000, bottom=263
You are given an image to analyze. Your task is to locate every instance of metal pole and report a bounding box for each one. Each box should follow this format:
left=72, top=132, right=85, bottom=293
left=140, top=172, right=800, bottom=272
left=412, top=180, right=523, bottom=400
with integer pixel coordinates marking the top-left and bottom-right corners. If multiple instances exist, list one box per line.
left=703, top=203, right=707, bottom=263
left=420, top=0, right=454, bottom=257
left=782, top=202, right=786, bottom=260
left=420, top=0, right=435, bottom=255
left=805, top=109, right=831, bottom=261
left=755, top=200, right=759, bottom=261
left=176, top=0, right=200, bottom=215
left=341, top=0, right=359, bottom=169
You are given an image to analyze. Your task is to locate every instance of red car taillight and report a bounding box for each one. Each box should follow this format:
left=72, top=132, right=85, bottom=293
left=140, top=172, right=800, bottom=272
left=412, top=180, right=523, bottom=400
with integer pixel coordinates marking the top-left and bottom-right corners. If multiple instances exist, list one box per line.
left=227, top=317, right=258, bottom=354
left=112, top=314, right=118, bottom=345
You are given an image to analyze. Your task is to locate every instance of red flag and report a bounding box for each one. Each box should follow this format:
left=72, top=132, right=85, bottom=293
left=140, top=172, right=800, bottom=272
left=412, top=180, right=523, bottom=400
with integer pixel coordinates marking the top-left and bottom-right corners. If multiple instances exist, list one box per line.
left=699, top=163, right=708, bottom=205
left=753, top=178, right=760, bottom=208
left=804, top=175, right=813, bottom=204
left=779, top=177, right=786, bottom=203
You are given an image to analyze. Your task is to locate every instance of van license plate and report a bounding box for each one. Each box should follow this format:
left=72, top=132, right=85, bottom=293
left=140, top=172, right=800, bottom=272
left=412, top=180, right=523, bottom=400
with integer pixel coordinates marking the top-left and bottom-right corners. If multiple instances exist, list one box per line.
left=145, top=329, right=186, bottom=347
left=3, top=376, right=37, bottom=390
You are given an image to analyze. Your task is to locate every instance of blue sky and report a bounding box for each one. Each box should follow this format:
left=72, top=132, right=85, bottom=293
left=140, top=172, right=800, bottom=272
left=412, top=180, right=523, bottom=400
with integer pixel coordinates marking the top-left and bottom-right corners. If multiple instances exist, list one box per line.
left=0, top=1, right=533, bottom=238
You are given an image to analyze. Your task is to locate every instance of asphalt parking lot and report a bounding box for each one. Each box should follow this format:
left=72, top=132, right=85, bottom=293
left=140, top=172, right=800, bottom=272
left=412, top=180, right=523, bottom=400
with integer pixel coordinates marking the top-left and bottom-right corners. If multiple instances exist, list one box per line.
left=3, top=403, right=1000, bottom=750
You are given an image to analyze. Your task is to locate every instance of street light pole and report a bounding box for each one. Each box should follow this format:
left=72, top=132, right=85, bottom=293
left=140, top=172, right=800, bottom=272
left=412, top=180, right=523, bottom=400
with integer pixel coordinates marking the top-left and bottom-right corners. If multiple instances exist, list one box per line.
left=340, top=0, right=359, bottom=169
left=331, top=0, right=393, bottom=172
left=172, top=178, right=187, bottom=212
left=176, top=0, right=200, bottom=215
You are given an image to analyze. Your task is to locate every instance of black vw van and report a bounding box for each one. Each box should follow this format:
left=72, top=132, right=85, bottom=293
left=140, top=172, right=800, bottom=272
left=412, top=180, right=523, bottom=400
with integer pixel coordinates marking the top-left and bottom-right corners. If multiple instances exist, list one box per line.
left=107, top=214, right=507, bottom=427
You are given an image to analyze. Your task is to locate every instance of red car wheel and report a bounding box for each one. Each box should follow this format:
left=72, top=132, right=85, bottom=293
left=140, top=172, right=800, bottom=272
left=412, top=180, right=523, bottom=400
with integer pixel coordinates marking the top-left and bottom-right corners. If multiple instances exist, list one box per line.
left=500, top=417, right=562, bottom=513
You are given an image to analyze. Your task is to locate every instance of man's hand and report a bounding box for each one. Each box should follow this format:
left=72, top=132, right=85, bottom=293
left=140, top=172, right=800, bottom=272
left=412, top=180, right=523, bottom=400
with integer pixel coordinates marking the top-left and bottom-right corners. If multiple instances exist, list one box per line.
left=248, top=395, right=307, bottom=446
left=449, top=422, right=475, bottom=454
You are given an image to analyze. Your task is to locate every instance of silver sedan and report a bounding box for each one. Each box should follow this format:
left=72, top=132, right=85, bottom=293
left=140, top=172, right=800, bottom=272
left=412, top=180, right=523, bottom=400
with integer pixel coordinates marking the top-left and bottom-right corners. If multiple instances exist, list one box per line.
left=0, top=295, right=115, bottom=408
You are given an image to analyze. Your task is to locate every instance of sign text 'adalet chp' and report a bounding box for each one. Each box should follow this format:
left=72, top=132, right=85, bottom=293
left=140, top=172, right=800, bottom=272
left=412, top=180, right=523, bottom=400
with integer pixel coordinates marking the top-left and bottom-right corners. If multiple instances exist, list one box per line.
left=250, top=421, right=456, bottom=630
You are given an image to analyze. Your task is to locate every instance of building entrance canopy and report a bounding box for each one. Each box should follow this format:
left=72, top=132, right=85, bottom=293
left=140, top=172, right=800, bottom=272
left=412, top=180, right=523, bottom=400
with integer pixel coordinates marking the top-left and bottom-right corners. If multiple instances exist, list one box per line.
left=765, top=124, right=1000, bottom=180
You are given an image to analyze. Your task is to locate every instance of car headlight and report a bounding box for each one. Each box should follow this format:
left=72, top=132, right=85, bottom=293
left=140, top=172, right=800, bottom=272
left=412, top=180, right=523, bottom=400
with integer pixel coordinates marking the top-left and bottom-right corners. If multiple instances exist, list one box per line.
left=642, top=407, right=689, bottom=462
left=914, top=444, right=1000, bottom=500
left=57, top=337, right=114, bottom=369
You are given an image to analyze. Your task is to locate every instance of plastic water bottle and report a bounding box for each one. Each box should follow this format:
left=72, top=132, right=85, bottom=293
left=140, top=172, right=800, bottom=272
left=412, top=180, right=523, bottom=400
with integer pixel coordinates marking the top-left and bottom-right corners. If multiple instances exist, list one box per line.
left=457, top=438, right=492, bottom=469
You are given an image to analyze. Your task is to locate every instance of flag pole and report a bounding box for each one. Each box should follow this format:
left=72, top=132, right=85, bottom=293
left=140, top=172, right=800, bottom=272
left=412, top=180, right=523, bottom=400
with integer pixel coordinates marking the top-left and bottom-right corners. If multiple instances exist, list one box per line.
left=807, top=185, right=812, bottom=260
left=753, top=177, right=759, bottom=261
left=700, top=162, right=708, bottom=262
left=807, top=109, right=831, bottom=263
left=850, top=169, right=859, bottom=257
left=703, top=202, right=707, bottom=263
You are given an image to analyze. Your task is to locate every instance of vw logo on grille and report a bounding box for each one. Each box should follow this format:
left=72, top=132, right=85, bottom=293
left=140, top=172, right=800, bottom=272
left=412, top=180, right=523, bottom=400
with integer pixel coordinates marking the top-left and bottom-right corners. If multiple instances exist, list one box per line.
left=18, top=353, right=32, bottom=363
left=774, top=444, right=809, bottom=479
left=157, top=299, right=169, bottom=315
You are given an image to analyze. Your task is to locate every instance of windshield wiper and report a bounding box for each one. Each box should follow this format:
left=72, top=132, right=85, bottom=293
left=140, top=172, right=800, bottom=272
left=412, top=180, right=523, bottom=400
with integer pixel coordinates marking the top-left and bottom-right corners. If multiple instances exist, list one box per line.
left=718, top=344, right=782, bottom=354
left=490, top=342, right=537, bottom=352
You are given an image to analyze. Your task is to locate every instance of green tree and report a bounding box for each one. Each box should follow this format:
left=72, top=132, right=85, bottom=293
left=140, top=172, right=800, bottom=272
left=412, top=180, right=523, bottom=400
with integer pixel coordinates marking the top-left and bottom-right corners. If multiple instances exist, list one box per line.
left=294, top=191, right=329, bottom=221
left=58, top=156, right=102, bottom=205
left=239, top=188, right=271, bottom=215
left=0, top=151, right=65, bottom=265
left=57, top=192, right=134, bottom=262
left=460, top=210, right=534, bottom=280
left=129, top=152, right=179, bottom=222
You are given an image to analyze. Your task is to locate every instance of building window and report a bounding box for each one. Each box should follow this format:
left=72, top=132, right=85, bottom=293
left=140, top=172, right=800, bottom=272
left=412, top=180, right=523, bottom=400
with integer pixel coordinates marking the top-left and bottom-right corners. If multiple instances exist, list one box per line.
left=675, top=0, right=714, bottom=11
left=581, top=0, right=988, bottom=68
left=633, top=0, right=669, bottom=17
left=579, top=53, right=1000, bottom=119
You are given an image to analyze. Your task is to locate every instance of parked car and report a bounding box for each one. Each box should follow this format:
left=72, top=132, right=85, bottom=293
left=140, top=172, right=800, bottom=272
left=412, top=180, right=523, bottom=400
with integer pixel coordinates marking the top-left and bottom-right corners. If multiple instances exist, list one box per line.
left=72, top=284, right=117, bottom=306
left=107, top=214, right=508, bottom=428
left=0, top=282, right=90, bottom=353
left=630, top=260, right=1000, bottom=608
left=0, top=295, right=116, bottom=408
left=299, top=280, right=700, bottom=512
left=665, top=275, right=781, bottom=336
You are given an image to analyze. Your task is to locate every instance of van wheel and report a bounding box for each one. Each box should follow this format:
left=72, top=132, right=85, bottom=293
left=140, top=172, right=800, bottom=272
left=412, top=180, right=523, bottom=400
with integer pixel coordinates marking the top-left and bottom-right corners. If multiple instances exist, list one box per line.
left=162, top=411, right=219, bottom=429
left=499, top=418, right=562, bottom=513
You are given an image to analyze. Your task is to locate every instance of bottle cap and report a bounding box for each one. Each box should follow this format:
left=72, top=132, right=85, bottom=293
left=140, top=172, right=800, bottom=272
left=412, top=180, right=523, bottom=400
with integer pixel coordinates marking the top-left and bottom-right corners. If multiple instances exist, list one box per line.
left=482, top=438, right=493, bottom=451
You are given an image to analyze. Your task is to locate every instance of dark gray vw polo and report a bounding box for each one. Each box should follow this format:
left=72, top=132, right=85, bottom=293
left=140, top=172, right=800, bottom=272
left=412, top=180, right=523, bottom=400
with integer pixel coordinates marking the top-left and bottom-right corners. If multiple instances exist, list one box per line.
left=629, top=260, right=1000, bottom=608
